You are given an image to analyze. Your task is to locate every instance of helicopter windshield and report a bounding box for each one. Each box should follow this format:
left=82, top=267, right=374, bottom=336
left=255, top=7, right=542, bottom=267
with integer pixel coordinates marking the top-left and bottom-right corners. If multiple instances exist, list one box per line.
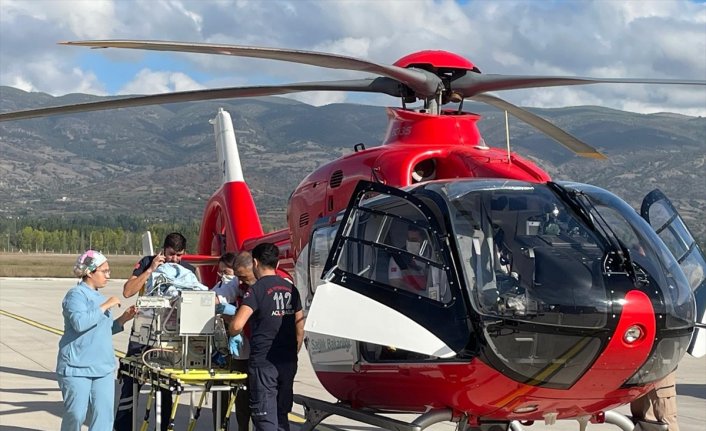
left=433, top=180, right=609, bottom=328
left=559, top=182, right=695, bottom=331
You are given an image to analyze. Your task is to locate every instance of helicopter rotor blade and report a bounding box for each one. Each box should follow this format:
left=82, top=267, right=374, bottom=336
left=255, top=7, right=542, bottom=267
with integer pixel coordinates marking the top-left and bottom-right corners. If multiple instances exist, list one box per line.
left=58, top=41, right=706, bottom=101
left=470, top=93, right=607, bottom=160
left=453, top=74, right=706, bottom=97
left=61, top=40, right=441, bottom=98
left=0, top=78, right=402, bottom=122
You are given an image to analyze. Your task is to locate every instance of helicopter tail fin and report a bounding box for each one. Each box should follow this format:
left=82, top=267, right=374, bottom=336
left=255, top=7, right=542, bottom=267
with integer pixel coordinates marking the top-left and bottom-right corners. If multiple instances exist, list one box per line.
left=196, top=109, right=264, bottom=284
left=141, top=231, right=154, bottom=256
left=213, top=108, right=245, bottom=184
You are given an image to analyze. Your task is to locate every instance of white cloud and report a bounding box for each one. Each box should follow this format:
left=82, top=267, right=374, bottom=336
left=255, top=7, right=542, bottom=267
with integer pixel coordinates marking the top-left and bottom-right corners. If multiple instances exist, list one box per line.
left=8, top=76, right=35, bottom=93
left=284, top=91, right=347, bottom=107
left=171, top=0, right=204, bottom=33
left=312, top=38, right=371, bottom=61
left=517, top=87, right=605, bottom=111
left=0, top=0, right=704, bottom=115
left=119, top=69, right=206, bottom=95
left=2, top=0, right=118, bottom=39
left=615, top=0, right=703, bottom=24
left=2, top=58, right=106, bottom=96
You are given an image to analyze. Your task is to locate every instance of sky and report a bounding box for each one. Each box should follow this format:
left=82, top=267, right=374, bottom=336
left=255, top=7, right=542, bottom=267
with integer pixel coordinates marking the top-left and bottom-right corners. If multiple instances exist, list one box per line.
left=1, top=0, right=705, bottom=115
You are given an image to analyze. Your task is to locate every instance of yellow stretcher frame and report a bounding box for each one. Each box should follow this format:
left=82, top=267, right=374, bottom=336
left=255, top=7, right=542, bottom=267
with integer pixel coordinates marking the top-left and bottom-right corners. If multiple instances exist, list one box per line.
left=118, top=356, right=247, bottom=431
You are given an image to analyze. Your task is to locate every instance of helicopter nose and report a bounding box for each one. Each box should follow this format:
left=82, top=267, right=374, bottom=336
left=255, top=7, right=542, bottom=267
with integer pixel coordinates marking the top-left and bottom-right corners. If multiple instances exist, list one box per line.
left=570, top=290, right=655, bottom=392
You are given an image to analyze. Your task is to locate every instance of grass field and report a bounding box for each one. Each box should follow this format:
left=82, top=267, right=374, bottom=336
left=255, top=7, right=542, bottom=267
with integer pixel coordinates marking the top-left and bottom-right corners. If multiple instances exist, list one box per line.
left=0, top=252, right=141, bottom=278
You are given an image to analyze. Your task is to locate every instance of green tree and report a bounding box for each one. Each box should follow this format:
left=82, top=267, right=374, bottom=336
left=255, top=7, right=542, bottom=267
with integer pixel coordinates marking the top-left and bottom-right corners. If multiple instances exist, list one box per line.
left=19, top=227, right=33, bottom=251
left=33, top=230, right=44, bottom=252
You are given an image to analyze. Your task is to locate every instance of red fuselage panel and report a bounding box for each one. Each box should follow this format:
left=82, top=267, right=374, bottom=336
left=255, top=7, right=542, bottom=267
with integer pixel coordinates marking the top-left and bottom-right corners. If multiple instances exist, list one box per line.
left=287, top=109, right=551, bottom=261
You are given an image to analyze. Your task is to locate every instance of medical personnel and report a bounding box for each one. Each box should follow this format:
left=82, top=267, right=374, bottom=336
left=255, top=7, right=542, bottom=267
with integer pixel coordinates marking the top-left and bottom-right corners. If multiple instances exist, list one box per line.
left=229, top=243, right=304, bottom=431
left=57, top=250, right=136, bottom=431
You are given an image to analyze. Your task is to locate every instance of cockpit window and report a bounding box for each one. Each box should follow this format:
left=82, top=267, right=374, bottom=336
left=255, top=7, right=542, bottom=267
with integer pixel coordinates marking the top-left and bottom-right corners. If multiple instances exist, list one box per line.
left=309, top=224, right=339, bottom=294
left=591, top=205, right=658, bottom=271
left=567, top=184, right=695, bottom=330
left=334, top=193, right=452, bottom=303
left=648, top=203, right=691, bottom=261
left=645, top=198, right=706, bottom=292
left=432, top=181, right=609, bottom=328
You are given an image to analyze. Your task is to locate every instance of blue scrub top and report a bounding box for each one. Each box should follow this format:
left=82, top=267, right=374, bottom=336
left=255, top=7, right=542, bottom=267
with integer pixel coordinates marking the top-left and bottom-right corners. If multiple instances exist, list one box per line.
left=56, top=281, right=124, bottom=377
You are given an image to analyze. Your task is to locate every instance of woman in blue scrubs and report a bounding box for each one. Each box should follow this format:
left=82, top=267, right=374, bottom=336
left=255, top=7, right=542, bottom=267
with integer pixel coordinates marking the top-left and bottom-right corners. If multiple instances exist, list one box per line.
left=56, top=250, right=137, bottom=431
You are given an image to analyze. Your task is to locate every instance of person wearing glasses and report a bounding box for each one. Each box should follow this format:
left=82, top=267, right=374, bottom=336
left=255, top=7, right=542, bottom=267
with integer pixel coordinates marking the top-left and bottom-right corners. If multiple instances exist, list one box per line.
left=115, top=232, right=196, bottom=431
left=57, top=250, right=137, bottom=431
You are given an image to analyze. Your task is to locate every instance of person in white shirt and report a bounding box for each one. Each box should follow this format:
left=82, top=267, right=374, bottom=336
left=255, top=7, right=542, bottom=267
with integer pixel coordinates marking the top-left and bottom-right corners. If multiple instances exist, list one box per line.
left=213, top=252, right=239, bottom=305
left=214, top=251, right=253, bottom=430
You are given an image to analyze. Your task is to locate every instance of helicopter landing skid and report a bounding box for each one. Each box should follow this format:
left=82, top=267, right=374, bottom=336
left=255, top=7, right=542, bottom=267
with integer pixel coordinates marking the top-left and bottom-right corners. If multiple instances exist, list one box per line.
left=293, top=395, right=640, bottom=431
left=293, top=395, right=454, bottom=431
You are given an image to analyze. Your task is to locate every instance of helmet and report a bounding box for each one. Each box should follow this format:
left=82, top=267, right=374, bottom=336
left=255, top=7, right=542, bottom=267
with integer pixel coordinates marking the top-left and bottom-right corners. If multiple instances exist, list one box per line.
left=73, top=250, right=107, bottom=278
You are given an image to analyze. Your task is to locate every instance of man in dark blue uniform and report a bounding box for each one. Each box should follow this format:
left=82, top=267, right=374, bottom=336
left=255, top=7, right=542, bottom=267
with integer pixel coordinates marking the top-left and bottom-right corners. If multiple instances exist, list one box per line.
left=229, top=243, right=304, bottom=431
left=114, top=232, right=196, bottom=431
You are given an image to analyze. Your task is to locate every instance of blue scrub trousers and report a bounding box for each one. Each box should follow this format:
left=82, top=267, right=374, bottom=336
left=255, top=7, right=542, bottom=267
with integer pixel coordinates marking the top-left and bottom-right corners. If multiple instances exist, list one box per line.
left=57, top=372, right=115, bottom=431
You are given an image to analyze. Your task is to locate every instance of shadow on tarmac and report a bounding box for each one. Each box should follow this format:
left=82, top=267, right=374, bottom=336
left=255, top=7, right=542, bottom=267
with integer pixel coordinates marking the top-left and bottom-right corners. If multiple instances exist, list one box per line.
left=0, top=427, right=48, bottom=431
left=678, top=382, right=706, bottom=399
left=0, top=387, right=60, bottom=396
left=0, top=400, right=63, bottom=424
left=0, top=366, right=56, bottom=382
left=0, top=366, right=64, bottom=427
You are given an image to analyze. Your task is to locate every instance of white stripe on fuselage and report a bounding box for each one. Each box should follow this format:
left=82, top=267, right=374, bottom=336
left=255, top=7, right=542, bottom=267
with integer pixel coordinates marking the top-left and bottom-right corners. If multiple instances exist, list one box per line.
left=305, top=281, right=455, bottom=358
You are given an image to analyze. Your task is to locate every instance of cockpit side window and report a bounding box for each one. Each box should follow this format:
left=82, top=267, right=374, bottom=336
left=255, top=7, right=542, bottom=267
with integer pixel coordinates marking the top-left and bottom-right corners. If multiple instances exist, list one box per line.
left=591, top=205, right=656, bottom=274
left=308, top=223, right=340, bottom=294
left=335, top=194, right=451, bottom=303
left=646, top=201, right=706, bottom=292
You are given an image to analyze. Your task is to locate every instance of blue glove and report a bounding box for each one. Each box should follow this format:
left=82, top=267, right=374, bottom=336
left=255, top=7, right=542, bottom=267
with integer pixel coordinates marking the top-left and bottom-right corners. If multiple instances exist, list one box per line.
left=211, top=351, right=227, bottom=368
left=229, top=334, right=243, bottom=356
left=215, top=303, right=237, bottom=315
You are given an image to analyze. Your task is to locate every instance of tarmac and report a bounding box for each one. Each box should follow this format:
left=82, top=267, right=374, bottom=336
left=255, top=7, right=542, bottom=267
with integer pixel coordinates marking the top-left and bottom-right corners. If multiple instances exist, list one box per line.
left=0, top=277, right=704, bottom=431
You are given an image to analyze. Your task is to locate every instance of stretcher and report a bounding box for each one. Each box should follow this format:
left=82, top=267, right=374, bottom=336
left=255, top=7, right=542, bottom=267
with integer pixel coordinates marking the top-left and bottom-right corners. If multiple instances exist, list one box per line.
left=118, top=356, right=247, bottom=431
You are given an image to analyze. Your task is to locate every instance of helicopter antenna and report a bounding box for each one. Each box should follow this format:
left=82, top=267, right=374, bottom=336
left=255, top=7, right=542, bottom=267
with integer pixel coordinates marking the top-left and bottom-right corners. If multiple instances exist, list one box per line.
left=505, top=111, right=512, bottom=164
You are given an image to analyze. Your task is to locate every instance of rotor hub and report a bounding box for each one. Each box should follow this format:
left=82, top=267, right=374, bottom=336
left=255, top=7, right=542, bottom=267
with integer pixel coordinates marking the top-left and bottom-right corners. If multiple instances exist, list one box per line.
left=394, top=50, right=480, bottom=73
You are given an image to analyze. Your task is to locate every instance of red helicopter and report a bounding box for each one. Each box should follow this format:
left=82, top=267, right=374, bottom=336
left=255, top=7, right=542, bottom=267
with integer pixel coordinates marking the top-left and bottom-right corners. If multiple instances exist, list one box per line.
left=1, top=41, right=705, bottom=431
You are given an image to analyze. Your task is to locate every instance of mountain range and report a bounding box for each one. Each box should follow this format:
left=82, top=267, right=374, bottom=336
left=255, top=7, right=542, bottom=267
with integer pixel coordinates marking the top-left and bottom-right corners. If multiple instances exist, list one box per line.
left=1, top=86, right=704, bottom=243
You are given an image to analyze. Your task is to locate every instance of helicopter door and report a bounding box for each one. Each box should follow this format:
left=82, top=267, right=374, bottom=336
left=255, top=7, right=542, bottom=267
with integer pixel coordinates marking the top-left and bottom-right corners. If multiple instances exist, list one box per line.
left=641, top=189, right=706, bottom=357
left=304, top=181, right=470, bottom=359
